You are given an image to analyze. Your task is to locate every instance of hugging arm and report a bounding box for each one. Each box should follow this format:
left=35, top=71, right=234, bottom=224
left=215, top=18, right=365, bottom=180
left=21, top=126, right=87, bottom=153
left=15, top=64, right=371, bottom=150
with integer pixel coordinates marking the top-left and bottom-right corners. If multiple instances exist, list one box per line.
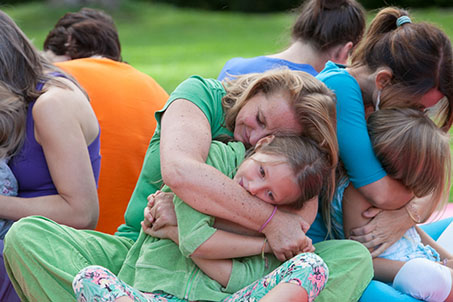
left=334, top=86, right=424, bottom=251
left=159, top=99, right=310, bottom=260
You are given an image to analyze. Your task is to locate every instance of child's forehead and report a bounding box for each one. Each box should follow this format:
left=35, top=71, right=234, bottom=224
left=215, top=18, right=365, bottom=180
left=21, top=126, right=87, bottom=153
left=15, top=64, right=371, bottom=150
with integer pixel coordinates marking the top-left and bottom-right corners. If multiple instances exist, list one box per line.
left=250, top=152, right=287, bottom=165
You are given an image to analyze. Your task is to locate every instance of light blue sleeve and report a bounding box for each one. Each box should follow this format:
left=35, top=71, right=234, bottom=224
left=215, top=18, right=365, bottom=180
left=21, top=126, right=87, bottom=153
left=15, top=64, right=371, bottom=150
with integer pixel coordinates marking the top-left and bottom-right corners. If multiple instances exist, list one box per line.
left=322, top=73, right=386, bottom=188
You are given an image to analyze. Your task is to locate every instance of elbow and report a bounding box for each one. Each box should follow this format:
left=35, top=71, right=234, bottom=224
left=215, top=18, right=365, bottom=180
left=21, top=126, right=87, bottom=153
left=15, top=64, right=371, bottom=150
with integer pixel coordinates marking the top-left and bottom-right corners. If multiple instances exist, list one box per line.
left=71, top=198, right=99, bottom=230
left=161, top=159, right=187, bottom=192
left=82, top=210, right=99, bottom=230
left=190, top=246, right=208, bottom=259
left=367, top=193, right=406, bottom=210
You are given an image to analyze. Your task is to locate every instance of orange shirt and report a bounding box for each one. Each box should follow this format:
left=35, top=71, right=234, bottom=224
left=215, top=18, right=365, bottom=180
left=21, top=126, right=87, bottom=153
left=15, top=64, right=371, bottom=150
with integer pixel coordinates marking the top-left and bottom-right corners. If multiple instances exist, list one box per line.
left=57, top=58, right=168, bottom=234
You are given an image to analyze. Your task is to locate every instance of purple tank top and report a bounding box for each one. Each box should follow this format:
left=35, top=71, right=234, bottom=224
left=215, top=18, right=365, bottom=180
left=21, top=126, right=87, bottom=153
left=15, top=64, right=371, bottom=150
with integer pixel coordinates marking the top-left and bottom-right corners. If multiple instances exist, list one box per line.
left=9, top=79, right=101, bottom=198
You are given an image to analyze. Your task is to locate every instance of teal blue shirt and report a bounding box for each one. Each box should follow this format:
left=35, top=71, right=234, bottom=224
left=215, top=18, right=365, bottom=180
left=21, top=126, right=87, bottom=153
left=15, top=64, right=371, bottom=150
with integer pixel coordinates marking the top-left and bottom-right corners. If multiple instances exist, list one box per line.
left=316, top=61, right=386, bottom=188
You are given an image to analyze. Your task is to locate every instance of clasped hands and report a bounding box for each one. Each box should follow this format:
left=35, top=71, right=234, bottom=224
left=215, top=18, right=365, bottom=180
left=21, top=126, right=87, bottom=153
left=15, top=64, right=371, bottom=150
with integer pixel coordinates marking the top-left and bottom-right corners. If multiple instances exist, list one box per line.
left=141, top=190, right=314, bottom=261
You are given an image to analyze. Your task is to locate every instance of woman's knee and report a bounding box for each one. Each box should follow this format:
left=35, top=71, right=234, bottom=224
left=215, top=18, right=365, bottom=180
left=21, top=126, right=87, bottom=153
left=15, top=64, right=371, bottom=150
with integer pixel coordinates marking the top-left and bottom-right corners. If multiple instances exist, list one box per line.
left=4, top=216, right=49, bottom=251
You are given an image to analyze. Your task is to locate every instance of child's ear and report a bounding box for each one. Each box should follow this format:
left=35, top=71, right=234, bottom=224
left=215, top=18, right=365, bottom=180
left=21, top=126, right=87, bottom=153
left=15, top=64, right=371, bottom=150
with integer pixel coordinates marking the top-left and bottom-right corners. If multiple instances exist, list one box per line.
left=255, top=135, right=275, bottom=150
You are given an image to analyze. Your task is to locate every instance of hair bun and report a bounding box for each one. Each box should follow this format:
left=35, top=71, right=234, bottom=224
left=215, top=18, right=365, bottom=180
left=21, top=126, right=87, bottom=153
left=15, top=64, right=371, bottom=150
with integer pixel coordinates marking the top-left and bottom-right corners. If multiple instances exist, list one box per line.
left=318, top=0, right=348, bottom=10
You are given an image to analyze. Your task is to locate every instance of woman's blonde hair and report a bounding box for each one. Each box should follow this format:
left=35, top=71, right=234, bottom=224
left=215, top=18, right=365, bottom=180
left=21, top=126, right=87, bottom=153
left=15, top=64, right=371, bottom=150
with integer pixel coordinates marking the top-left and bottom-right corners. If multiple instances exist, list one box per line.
left=368, top=108, right=451, bottom=217
left=222, top=69, right=338, bottom=225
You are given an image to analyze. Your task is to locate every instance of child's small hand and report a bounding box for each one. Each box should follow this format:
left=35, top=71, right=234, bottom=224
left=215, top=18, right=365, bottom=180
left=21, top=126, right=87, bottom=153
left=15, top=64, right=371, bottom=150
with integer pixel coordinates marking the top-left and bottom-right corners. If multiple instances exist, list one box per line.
left=142, top=223, right=179, bottom=244
left=144, top=191, right=177, bottom=231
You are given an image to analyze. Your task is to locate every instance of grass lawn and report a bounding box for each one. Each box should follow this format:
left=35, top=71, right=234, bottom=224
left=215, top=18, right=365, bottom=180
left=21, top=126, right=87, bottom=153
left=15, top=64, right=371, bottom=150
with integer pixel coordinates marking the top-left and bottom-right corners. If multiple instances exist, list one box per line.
left=3, top=1, right=453, bottom=202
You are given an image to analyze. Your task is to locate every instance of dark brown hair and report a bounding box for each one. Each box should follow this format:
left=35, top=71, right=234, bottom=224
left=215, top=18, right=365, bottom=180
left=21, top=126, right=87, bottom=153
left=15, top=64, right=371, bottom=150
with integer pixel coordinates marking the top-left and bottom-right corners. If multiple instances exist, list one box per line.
left=291, top=0, right=366, bottom=51
left=44, top=8, right=121, bottom=61
left=66, top=19, right=121, bottom=61
left=351, top=7, right=453, bottom=131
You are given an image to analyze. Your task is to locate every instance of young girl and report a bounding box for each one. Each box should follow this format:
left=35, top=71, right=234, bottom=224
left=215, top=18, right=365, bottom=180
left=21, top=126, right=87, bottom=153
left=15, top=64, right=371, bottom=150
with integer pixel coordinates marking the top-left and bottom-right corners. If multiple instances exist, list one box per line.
left=330, top=108, right=453, bottom=301
left=73, top=134, right=336, bottom=302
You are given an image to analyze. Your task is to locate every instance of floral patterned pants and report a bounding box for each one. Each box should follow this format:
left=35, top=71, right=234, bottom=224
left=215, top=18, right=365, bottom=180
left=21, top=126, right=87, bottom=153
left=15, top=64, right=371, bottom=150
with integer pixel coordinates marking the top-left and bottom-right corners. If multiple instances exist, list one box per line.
left=73, top=252, right=328, bottom=302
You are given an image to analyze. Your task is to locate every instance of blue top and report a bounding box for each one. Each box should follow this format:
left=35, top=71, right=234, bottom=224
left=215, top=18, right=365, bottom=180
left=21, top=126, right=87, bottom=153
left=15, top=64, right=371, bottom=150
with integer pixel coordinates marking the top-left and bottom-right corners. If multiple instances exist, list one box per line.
left=316, top=61, right=386, bottom=187
left=217, top=56, right=318, bottom=81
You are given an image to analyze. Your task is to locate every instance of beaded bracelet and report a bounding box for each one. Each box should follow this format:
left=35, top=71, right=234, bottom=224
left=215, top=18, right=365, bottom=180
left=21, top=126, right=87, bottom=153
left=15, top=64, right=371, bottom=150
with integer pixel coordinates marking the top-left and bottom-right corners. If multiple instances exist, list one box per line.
left=258, top=205, right=278, bottom=233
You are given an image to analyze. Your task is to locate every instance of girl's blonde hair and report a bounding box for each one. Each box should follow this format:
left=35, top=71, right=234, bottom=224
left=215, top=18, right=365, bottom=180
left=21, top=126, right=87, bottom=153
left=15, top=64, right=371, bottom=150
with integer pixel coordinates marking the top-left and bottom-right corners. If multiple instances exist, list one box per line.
left=247, top=135, right=333, bottom=228
left=368, top=108, right=451, bottom=218
left=222, top=69, right=338, bottom=215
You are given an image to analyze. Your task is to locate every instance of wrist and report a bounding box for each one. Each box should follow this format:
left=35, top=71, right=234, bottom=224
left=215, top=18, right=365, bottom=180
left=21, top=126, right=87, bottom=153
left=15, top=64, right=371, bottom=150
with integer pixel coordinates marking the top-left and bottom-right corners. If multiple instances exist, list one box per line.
left=260, top=206, right=278, bottom=234
left=169, top=226, right=179, bottom=244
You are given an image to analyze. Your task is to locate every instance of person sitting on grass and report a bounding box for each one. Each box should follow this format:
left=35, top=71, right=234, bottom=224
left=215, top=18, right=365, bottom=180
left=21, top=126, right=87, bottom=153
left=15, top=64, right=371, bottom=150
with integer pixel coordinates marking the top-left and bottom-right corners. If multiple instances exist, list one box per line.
left=73, top=134, right=333, bottom=302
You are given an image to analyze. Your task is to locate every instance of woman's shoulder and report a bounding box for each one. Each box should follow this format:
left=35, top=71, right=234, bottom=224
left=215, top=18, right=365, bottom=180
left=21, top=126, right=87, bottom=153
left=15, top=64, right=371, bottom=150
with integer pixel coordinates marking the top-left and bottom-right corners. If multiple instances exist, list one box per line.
left=33, top=80, right=87, bottom=115
left=33, top=78, right=98, bottom=142
left=317, top=62, right=359, bottom=92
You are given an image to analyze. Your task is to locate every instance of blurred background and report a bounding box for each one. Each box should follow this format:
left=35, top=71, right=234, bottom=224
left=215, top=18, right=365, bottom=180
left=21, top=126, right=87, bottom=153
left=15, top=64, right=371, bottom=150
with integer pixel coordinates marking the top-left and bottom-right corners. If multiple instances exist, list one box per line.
left=2, top=0, right=453, bottom=202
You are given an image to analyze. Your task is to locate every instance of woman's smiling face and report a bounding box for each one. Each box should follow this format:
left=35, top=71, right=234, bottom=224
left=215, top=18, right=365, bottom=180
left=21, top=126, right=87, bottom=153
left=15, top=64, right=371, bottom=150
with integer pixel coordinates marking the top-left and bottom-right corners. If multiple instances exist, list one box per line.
left=233, top=90, right=303, bottom=148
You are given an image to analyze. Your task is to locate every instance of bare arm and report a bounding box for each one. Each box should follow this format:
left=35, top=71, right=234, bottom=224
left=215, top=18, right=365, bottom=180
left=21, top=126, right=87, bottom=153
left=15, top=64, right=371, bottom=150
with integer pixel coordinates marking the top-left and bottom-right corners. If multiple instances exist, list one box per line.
left=0, top=82, right=99, bottom=229
left=342, top=184, right=374, bottom=239
left=416, top=226, right=453, bottom=261
left=349, top=192, right=436, bottom=257
left=373, top=226, right=453, bottom=284
left=213, top=196, right=317, bottom=235
left=357, top=176, right=412, bottom=210
left=160, top=99, right=310, bottom=261
left=147, top=224, right=274, bottom=287
left=373, top=258, right=405, bottom=283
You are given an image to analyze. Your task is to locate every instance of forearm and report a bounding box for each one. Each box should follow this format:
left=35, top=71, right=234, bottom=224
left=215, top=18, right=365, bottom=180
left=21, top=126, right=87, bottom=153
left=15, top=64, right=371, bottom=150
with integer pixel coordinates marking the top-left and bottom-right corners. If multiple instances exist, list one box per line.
left=0, top=194, right=98, bottom=229
left=279, top=196, right=318, bottom=229
left=191, top=257, right=232, bottom=287
left=373, top=258, right=405, bottom=283
left=166, top=160, right=275, bottom=231
left=342, top=185, right=373, bottom=238
left=358, top=175, right=413, bottom=210
left=192, top=229, right=270, bottom=259
left=417, top=226, right=453, bottom=260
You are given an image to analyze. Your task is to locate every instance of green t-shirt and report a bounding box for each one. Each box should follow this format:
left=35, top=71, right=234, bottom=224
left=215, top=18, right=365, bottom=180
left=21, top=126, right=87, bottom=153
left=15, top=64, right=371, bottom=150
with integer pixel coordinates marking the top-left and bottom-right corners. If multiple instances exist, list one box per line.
left=116, top=75, right=233, bottom=241
left=117, top=140, right=281, bottom=301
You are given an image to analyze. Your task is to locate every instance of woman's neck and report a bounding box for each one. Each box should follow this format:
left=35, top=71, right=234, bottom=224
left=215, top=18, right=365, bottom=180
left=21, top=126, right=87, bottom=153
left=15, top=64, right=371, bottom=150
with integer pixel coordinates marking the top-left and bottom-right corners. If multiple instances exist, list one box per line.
left=267, top=41, right=329, bottom=73
left=346, top=65, right=376, bottom=107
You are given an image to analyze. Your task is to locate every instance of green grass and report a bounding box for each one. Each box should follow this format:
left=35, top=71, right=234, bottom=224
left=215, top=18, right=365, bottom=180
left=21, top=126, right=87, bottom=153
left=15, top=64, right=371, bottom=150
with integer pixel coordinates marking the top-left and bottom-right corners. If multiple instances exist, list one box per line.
left=3, top=1, right=453, bottom=202
left=4, top=1, right=293, bottom=92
